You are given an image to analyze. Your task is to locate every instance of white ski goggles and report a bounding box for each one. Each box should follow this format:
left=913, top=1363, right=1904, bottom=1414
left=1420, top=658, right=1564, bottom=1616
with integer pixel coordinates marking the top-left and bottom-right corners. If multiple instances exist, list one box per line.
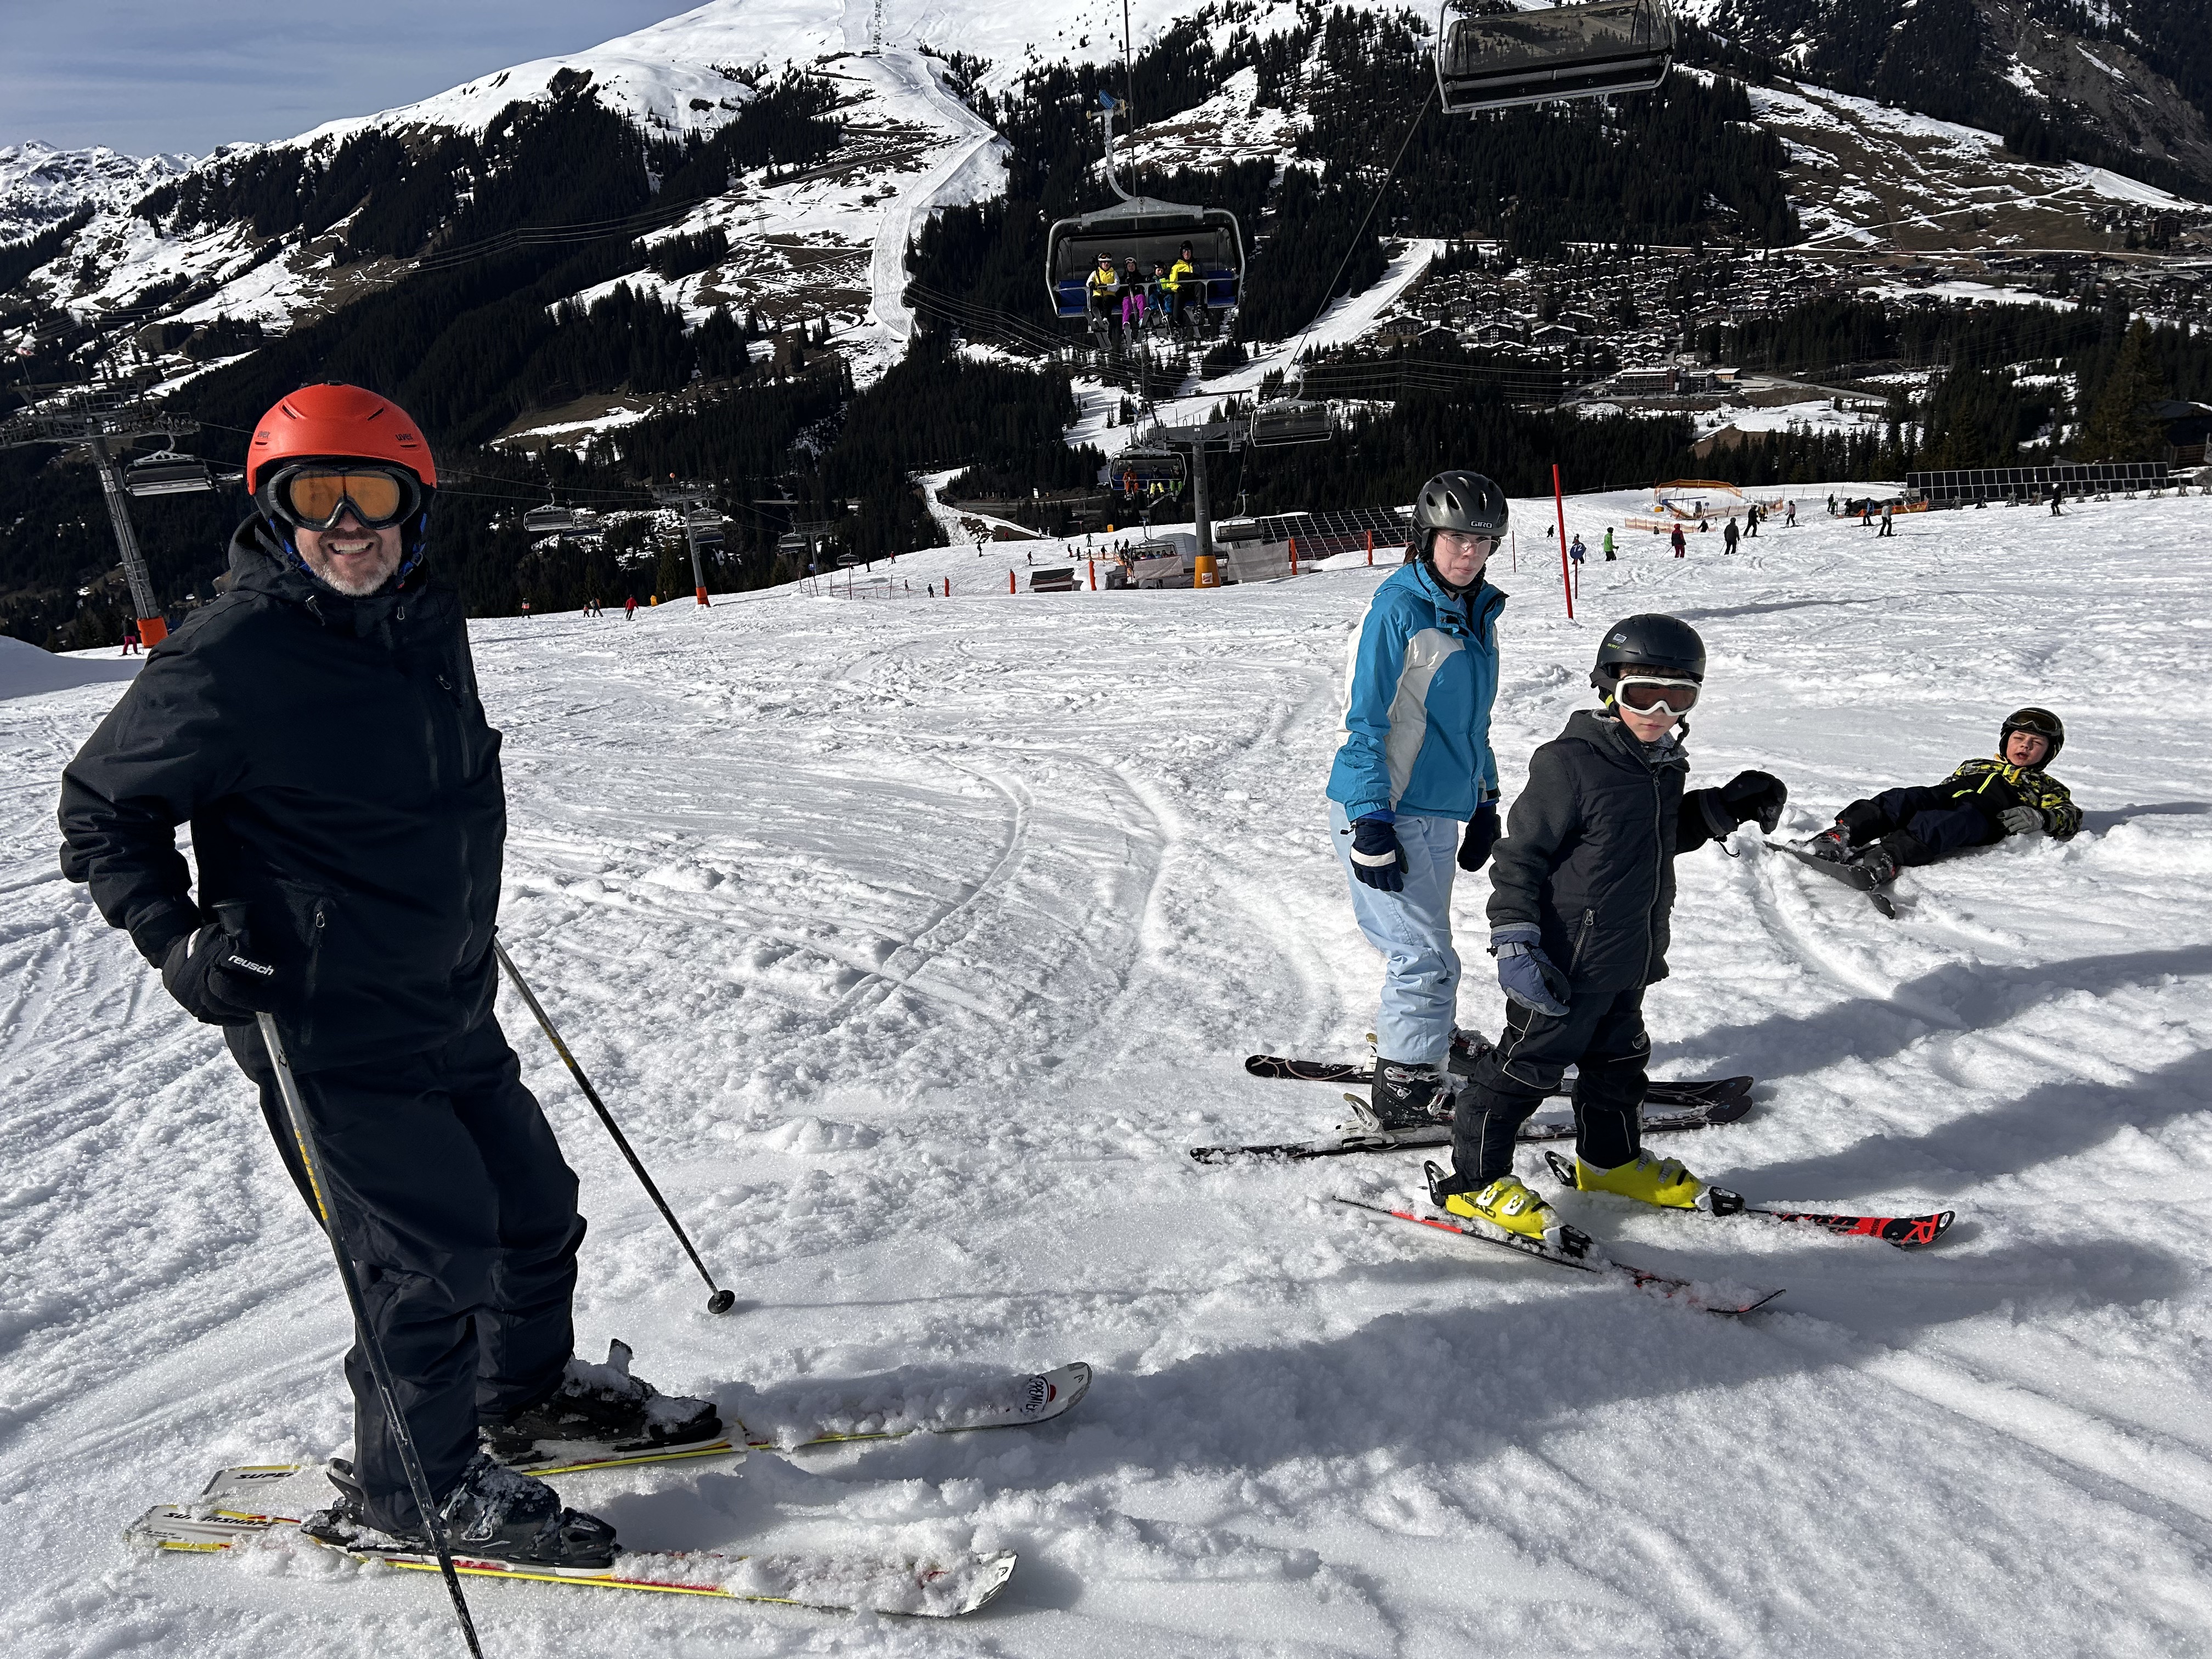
left=1614, top=674, right=1700, bottom=715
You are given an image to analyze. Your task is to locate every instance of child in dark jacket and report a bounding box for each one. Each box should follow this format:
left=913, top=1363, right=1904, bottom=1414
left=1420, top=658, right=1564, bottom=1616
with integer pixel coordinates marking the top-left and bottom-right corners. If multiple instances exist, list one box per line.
left=1803, top=707, right=2080, bottom=884
left=1431, top=614, right=1786, bottom=1252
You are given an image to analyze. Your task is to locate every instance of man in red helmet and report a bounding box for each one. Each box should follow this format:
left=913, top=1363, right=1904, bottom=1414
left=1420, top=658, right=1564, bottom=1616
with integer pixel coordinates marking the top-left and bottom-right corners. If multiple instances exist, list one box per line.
left=57, top=384, right=715, bottom=1572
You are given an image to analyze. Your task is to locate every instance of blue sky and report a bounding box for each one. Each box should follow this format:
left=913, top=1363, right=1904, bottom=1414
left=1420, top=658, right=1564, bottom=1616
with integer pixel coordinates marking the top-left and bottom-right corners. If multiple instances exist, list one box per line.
left=3, top=1, right=692, bottom=156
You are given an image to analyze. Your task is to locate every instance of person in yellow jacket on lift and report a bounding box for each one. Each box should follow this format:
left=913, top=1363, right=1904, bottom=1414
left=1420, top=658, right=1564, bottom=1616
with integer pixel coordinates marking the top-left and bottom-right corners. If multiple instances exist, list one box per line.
left=1086, top=255, right=1121, bottom=345
left=1165, top=242, right=1200, bottom=338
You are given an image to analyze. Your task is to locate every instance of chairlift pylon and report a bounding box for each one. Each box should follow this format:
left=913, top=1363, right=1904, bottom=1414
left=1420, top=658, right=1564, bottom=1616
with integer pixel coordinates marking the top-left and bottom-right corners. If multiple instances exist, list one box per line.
left=1435, top=0, right=1674, bottom=115
left=1045, top=94, right=1245, bottom=327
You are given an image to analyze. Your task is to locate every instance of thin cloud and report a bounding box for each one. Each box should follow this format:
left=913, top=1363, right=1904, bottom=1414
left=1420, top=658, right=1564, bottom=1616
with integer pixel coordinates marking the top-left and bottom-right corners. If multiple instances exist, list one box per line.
left=2, top=0, right=692, bottom=155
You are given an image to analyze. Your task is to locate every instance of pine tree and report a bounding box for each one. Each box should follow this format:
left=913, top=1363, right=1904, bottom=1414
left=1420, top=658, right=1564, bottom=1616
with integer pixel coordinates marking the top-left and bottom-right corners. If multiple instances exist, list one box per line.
left=2075, top=319, right=2170, bottom=461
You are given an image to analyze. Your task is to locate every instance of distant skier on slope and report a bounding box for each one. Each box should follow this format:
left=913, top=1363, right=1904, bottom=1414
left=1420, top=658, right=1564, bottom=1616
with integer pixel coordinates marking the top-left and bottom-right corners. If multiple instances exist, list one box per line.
left=57, top=384, right=718, bottom=1575
left=1429, top=616, right=1786, bottom=1245
left=1325, top=471, right=1508, bottom=1131
left=1799, top=707, right=2080, bottom=885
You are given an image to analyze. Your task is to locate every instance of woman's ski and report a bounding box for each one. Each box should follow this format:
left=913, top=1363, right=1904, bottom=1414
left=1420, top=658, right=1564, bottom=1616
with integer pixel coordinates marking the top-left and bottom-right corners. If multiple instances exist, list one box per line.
left=1190, top=1096, right=1750, bottom=1165
left=1244, top=1052, right=1754, bottom=1110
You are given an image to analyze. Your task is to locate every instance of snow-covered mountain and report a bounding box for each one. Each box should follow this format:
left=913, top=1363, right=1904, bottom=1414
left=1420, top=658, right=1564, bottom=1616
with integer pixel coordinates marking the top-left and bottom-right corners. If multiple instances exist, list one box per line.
left=0, top=141, right=193, bottom=246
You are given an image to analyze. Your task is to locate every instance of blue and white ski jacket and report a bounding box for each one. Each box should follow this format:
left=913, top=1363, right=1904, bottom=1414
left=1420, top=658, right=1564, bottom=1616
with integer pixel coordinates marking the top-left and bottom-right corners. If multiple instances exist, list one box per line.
left=1327, top=561, right=1504, bottom=823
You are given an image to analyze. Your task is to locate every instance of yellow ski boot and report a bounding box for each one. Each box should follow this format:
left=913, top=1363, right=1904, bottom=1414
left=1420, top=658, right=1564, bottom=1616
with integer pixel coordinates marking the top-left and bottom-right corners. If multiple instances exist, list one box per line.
left=1562, top=1149, right=1742, bottom=1214
left=1425, top=1163, right=1589, bottom=1256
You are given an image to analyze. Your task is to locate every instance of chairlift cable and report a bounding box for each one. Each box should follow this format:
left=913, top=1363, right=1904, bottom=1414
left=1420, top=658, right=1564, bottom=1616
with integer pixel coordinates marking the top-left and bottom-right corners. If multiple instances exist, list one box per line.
left=1284, top=80, right=1437, bottom=380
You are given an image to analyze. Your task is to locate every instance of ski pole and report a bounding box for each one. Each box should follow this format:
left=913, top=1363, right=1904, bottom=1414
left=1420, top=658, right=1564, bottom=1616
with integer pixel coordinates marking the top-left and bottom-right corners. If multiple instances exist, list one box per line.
left=217, top=909, right=484, bottom=1658
left=490, top=937, right=736, bottom=1315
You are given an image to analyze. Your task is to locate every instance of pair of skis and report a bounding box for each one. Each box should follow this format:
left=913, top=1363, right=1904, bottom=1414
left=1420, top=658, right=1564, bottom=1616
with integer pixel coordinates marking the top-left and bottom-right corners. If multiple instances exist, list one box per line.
left=128, top=1363, right=1091, bottom=1618
left=1192, top=1055, right=1754, bottom=1165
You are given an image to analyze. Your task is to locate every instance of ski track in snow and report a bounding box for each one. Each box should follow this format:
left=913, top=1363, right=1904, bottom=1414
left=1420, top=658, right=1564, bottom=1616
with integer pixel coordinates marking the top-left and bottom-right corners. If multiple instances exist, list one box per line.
left=5, top=489, right=2212, bottom=1653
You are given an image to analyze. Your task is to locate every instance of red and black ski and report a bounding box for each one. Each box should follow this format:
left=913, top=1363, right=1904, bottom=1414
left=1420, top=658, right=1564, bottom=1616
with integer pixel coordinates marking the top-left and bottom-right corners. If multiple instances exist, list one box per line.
left=1540, top=1149, right=1953, bottom=1248
left=1333, top=1195, right=1784, bottom=1316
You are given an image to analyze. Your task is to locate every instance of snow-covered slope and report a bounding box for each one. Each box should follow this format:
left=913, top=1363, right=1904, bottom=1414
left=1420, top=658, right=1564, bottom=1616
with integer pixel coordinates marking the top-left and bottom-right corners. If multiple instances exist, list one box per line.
left=7, top=484, right=2212, bottom=1652
left=0, top=140, right=191, bottom=246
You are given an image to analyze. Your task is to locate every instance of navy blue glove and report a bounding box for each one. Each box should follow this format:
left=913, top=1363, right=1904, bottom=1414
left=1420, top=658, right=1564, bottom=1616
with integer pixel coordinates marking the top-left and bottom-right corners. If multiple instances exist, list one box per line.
left=1457, top=800, right=1501, bottom=872
left=1491, top=923, right=1570, bottom=1018
left=161, top=922, right=285, bottom=1026
left=1717, top=770, right=1788, bottom=834
left=1347, top=815, right=1405, bottom=892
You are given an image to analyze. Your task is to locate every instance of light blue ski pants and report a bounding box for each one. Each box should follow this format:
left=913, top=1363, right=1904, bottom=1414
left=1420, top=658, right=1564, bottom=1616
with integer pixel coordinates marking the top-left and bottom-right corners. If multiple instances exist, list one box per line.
left=1328, top=801, right=1463, bottom=1068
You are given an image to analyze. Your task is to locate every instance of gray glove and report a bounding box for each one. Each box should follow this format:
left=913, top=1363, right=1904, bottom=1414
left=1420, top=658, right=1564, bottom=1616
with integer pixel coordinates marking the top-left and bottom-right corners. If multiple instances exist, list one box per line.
left=1491, top=923, right=1570, bottom=1018
left=2000, top=804, right=2044, bottom=835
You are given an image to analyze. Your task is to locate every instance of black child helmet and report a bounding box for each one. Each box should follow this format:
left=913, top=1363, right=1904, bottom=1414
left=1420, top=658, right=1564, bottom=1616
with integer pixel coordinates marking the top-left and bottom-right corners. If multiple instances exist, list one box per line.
left=1591, top=613, right=1705, bottom=696
left=2000, top=706, right=2064, bottom=761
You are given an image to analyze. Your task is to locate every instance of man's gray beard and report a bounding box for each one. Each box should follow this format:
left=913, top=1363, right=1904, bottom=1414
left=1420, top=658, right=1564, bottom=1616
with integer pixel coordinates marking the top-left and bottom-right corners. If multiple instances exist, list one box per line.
left=303, top=546, right=402, bottom=597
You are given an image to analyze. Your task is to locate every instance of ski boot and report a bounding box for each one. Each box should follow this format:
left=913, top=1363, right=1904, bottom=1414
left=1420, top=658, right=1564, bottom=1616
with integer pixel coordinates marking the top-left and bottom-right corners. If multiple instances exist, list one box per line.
left=1359, top=1058, right=1454, bottom=1131
left=483, top=1339, right=721, bottom=1470
left=1802, top=825, right=1853, bottom=862
left=1426, top=1161, right=1588, bottom=1256
left=1849, top=840, right=1903, bottom=886
left=1568, top=1150, right=1742, bottom=1214
left=303, top=1452, right=618, bottom=1573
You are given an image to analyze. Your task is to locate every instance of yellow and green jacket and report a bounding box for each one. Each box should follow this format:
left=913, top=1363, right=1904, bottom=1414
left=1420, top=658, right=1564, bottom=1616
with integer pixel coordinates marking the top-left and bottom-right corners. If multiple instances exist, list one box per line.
left=1942, top=757, right=2081, bottom=839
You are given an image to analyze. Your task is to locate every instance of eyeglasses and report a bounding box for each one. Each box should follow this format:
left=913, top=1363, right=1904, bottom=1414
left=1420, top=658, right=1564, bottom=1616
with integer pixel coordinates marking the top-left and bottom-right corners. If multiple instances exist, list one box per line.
left=1614, top=675, right=1700, bottom=714
left=1432, top=531, right=1498, bottom=556
left=262, top=464, right=424, bottom=531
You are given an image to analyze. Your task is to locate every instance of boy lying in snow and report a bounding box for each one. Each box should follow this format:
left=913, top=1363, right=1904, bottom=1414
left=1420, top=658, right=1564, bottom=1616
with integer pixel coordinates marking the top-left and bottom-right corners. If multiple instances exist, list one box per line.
left=1802, top=707, right=2081, bottom=885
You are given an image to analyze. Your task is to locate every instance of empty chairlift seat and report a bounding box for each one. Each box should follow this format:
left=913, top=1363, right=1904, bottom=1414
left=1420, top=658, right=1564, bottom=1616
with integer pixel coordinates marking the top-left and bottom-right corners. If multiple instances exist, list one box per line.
left=1434, top=0, right=1675, bottom=114
left=1248, top=399, right=1334, bottom=447
left=123, top=451, right=216, bottom=496
left=523, top=504, right=575, bottom=535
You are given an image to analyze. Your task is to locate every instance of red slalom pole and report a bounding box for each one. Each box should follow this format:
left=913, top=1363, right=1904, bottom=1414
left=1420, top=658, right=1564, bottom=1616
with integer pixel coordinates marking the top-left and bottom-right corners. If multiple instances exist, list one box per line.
left=1552, top=463, right=1573, bottom=620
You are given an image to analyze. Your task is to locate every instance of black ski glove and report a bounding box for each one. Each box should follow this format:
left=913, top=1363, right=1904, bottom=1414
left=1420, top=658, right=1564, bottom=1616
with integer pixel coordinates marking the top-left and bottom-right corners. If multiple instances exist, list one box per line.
left=1713, top=770, right=1788, bottom=834
left=1347, top=816, right=1406, bottom=892
left=1457, top=800, right=1501, bottom=872
left=161, top=922, right=286, bottom=1026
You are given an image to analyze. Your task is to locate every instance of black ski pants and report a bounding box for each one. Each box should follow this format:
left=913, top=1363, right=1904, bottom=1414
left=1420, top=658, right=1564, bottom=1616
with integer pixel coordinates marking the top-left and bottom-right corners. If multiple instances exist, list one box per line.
left=1452, top=986, right=1649, bottom=1186
left=1838, top=787, right=1997, bottom=865
left=228, top=1013, right=584, bottom=1532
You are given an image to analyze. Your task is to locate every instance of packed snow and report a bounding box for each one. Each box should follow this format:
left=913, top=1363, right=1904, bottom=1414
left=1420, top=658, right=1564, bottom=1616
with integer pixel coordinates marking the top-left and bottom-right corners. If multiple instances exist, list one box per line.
left=6, top=479, right=2212, bottom=1652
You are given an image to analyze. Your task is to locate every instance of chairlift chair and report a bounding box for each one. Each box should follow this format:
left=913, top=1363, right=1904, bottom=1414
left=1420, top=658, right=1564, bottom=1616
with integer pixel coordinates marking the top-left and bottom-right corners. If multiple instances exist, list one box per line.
left=124, top=450, right=216, bottom=497
left=1435, top=0, right=1674, bottom=115
left=523, top=504, right=575, bottom=534
left=1115, top=445, right=1188, bottom=500
left=1248, top=399, right=1335, bottom=447
left=1046, top=95, right=1246, bottom=326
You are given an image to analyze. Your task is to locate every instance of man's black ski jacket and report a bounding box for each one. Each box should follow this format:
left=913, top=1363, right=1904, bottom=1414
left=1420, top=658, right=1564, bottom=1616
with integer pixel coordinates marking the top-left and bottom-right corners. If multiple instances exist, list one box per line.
left=58, top=520, right=506, bottom=1071
left=1487, top=709, right=1730, bottom=994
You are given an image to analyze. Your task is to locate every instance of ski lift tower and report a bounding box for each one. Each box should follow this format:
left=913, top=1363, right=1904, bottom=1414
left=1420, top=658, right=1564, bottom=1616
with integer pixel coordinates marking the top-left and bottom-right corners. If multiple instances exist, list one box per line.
left=650, top=477, right=717, bottom=605
left=0, top=383, right=193, bottom=645
left=1146, top=417, right=1251, bottom=567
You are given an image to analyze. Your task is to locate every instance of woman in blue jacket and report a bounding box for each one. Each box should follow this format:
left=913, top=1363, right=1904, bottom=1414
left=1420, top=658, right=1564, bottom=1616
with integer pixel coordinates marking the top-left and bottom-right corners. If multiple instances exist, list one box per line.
left=1326, top=471, right=1508, bottom=1129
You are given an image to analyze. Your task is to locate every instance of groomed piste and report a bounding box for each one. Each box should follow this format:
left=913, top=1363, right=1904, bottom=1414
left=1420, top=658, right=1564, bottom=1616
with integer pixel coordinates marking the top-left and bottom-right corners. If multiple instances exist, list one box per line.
left=5, top=482, right=2211, bottom=1652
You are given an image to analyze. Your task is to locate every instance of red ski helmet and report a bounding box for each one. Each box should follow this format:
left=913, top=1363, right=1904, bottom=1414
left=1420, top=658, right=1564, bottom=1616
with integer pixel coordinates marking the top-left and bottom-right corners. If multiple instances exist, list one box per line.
left=247, top=383, right=436, bottom=494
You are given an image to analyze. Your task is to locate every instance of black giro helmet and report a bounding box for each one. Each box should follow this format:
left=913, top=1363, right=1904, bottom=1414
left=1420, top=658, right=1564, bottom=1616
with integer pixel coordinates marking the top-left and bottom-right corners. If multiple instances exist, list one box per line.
left=1591, top=613, right=1706, bottom=693
left=1412, top=470, right=1509, bottom=541
left=2000, top=706, right=2064, bottom=760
